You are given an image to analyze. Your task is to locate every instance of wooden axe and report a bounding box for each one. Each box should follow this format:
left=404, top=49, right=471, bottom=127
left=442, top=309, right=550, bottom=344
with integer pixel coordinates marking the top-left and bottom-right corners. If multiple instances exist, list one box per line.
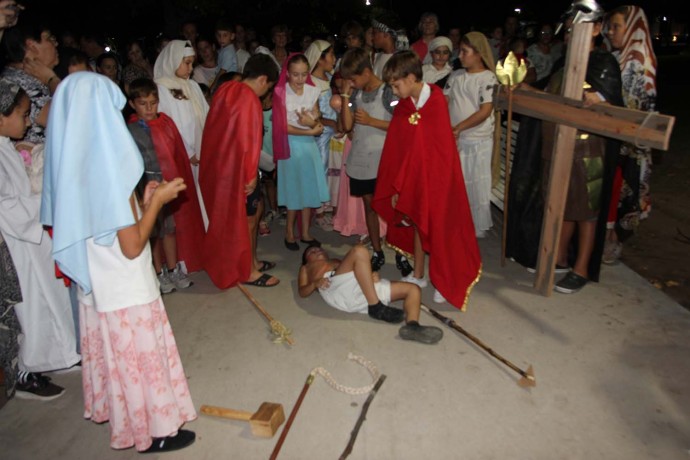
left=201, top=402, right=286, bottom=438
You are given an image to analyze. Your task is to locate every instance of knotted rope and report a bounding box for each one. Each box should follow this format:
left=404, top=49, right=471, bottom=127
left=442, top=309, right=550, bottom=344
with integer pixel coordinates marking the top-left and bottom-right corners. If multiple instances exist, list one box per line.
left=310, top=353, right=380, bottom=395
left=269, top=320, right=292, bottom=344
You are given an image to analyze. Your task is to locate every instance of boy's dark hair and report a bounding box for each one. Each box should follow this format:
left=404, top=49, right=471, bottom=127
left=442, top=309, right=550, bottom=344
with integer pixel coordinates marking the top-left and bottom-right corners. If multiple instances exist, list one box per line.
left=382, top=50, right=422, bottom=83
left=127, top=78, right=158, bottom=101
left=210, top=71, right=242, bottom=96
left=54, top=48, right=89, bottom=79
left=301, top=246, right=321, bottom=266
left=0, top=86, right=28, bottom=117
left=339, top=47, right=373, bottom=79
left=271, top=24, right=288, bottom=38
left=340, top=20, right=364, bottom=44
left=242, top=54, right=280, bottom=83
left=96, top=51, right=121, bottom=69
left=215, top=18, right=234, bottom=33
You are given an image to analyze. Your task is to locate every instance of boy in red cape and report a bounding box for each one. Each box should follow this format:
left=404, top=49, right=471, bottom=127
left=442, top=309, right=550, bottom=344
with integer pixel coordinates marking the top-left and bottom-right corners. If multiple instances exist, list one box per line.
left=127, top=78, right=205, bottom=291
left=373, top=51, right=481, bottom=310
left=199, top=54, right=280, bottom=289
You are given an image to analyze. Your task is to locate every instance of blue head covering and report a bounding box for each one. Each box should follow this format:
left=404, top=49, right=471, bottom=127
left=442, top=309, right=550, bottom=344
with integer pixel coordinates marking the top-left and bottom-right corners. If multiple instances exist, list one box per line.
left=41, top=72, right=144, bottom=293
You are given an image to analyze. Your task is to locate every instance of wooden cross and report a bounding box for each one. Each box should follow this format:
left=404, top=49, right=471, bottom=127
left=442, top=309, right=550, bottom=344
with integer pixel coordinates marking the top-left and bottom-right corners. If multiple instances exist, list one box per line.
left=495, top=22, right=676, bottom=296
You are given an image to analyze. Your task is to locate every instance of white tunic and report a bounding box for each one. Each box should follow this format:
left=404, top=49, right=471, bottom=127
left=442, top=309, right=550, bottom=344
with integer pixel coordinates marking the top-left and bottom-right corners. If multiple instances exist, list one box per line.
left=444, top=69, right=497, bottom=141
left=0, top=137, right=79, bottom=372
left=156, top=83, right=210, bottom=229
left=286, top=84, right=320, bottom=128
left=79, top=235, right=160, bottom=313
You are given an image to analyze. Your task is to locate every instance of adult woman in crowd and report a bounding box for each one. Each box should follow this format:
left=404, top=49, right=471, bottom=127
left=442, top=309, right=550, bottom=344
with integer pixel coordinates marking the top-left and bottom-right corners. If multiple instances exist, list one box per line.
left=602, top=5, right=657, bottom=263
left=121, top=39, right=154, bottom=94
left=1, top=20, right=60, bottom=144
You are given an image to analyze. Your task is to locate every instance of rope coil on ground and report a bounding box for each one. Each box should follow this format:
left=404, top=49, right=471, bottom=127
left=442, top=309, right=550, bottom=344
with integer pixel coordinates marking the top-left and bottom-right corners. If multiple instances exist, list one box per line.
left=310, top=353, right=380, bottom=395
left=269, top=320, right=292, bottom=344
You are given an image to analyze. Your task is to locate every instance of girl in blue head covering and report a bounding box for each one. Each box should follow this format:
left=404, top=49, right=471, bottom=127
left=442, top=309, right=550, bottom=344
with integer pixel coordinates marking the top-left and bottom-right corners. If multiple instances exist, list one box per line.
left=41, top=72, right=197, bottom=453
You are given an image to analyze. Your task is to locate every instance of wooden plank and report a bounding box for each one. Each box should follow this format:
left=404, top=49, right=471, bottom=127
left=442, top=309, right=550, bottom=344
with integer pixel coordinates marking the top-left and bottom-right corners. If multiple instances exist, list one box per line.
left=534, top=21, right=593, bottom=296
left=495, top=89, right=675, bottom=150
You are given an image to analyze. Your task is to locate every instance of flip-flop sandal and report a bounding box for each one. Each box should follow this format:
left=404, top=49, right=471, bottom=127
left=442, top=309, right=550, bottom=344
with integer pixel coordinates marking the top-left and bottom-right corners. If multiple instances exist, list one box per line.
left=257, top=260, right=276, bottom=272
left=242, top=273, right=280, bottom=287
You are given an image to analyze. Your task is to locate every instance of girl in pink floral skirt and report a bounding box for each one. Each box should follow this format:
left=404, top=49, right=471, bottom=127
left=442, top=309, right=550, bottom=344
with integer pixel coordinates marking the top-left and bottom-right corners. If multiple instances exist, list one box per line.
left=41, top=72, right=197, bottom=453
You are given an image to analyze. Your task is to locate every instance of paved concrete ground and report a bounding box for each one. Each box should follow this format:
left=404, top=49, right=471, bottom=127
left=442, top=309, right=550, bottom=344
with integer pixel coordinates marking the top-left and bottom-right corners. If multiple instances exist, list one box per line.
left=1, top=223, right=689, bottom=460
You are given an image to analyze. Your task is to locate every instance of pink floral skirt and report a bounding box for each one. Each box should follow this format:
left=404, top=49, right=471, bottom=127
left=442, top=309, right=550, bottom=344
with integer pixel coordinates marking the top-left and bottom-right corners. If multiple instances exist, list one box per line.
left=80, top=297, right=197, bottom=451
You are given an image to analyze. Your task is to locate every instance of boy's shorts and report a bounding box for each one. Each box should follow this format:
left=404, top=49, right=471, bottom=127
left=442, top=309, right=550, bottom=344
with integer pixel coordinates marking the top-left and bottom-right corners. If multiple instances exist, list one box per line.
left=318, top=271, right=391, bottom=314
left=349, top=177, right=377, bottom=197
left=155, top=205, right=176, bottom=239
left=246, top=176, right=262, bottom=216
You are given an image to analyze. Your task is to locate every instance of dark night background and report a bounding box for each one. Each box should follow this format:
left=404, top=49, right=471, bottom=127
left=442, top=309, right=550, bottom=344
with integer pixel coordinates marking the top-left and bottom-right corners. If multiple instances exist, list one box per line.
left=15, top=0, right=689, bottom=50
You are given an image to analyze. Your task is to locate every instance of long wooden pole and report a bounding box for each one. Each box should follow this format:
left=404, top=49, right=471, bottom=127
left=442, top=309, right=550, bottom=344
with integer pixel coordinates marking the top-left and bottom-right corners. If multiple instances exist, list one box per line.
left=237, top=284, right=294, bottom=345
left=501, top=86, right=514, bottom=267
left=339, top=375, right=387, bottom=459
left=534, top=22, right=592, bottom=295
left=269, top=373, right=315, bottom=460
left=421, top=304, right=536, bottom=387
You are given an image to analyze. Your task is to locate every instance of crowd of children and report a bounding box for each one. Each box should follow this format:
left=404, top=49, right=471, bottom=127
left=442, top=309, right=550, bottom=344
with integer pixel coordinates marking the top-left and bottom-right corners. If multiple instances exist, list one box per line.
left=0, top=1, right=652, bottom=454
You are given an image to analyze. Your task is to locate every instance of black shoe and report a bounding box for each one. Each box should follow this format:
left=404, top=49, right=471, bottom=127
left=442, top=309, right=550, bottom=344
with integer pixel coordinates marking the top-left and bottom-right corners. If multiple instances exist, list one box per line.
left=368, top=302, right=404, bottom=323
left=399, top=322, right=444, bottom=344
left=554, top=271, right=588, bottom=294
left=300, top=238, right=321, bottom=248
left=142, top=429, right=195, bottom=454
left=371, top=251, right=385, bottom=272
left=284, top=239, right=299, bottom=251
left=395, top=254, right=413, bottom=277
left=15, top=373, right=65, bottom=401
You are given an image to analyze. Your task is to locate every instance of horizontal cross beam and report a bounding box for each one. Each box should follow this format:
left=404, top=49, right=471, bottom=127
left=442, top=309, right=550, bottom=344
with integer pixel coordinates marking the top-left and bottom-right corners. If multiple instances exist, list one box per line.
left=495, top=87, right=675, bottom=151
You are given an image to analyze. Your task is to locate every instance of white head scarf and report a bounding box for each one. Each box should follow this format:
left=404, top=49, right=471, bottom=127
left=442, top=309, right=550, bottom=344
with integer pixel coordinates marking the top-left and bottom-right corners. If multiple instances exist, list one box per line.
left=429, top=36, right=453, bottom=54
left=304, top=40, right=332, bottom=72
left=154, top=40, right=209, bottom=133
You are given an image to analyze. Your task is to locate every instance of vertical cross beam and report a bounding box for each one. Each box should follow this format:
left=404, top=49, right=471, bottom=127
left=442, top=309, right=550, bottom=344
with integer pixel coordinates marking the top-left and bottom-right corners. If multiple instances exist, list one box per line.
left=534, top=22, right=593, bottom=295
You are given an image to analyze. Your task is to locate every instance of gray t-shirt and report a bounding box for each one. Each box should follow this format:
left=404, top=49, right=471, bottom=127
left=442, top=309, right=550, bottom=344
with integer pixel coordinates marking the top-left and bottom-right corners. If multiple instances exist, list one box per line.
left=346, top=83, right=396, bottom=180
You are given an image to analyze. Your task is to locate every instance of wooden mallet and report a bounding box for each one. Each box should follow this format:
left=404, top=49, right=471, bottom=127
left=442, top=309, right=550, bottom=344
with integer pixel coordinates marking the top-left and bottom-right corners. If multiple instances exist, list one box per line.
left=200, top=402, right=286, bottom=438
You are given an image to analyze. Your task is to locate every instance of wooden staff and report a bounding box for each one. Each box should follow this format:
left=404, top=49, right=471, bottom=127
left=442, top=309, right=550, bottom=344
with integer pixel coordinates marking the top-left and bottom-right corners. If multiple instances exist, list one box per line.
left=237, top=284, right=294, bottom=345
left=501, top=85, right=514, bottom=267
left=339, top=374, right=387, bottom=460
left=421, top=304, right=536, bottom=387
left=269, top=373, right=315, bottom=460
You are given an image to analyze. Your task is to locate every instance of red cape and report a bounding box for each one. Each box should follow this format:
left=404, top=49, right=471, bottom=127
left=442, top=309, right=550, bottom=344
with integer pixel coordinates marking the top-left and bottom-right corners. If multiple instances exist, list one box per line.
left=199, top=81, right=262, bottom=289
left=372, top=85, right=481, bottom=310
left=129, top=112, right=206, bottom=273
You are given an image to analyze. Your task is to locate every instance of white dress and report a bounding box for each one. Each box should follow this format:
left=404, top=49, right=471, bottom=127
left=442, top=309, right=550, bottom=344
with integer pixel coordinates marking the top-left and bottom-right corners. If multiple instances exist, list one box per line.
left=444, top=69, right=498, bottom=234
left=0, top=137, right=79, bottom=372
left=157, top=83, right=210, bottom=229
